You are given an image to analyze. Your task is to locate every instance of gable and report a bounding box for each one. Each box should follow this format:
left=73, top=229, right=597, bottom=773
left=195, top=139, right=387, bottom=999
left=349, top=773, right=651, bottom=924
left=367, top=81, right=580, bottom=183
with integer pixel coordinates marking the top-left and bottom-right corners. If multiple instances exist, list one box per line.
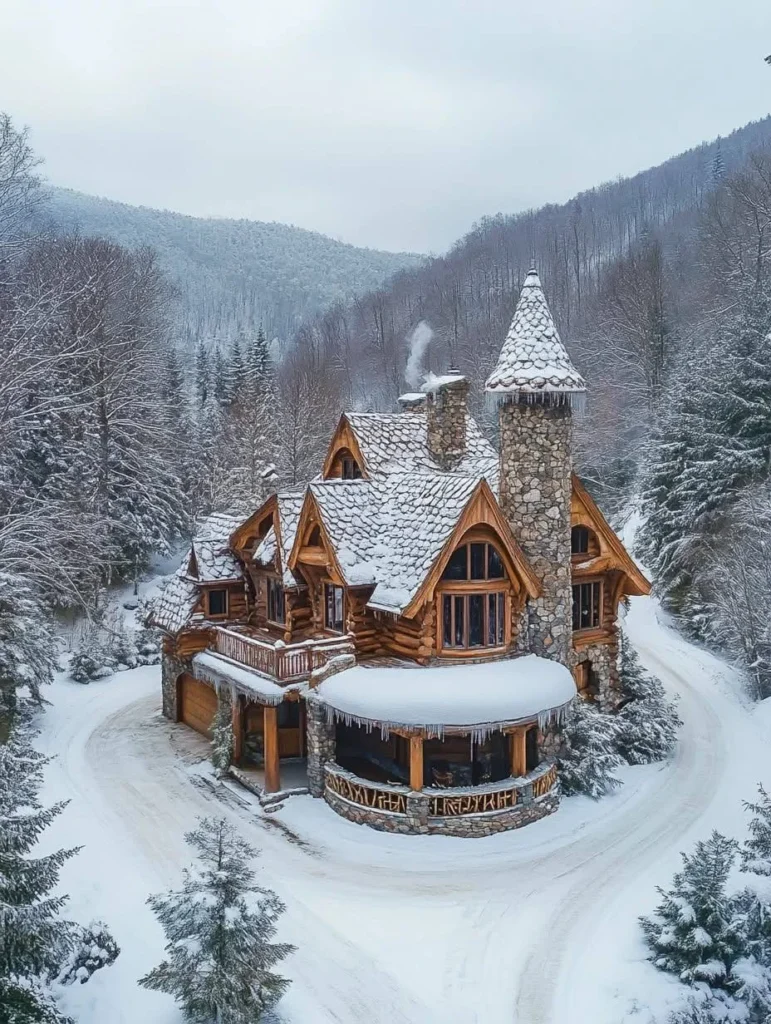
left=571, top=474, right=650, bottom=597
left=321, top=416, right=369, bottom=480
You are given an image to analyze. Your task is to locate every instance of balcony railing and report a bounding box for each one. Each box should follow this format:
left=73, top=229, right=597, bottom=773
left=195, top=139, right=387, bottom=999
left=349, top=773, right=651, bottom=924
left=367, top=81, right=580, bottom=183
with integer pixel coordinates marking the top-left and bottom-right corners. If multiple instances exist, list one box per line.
left=324, top=761, right=558, bottom=819
left=212, top=626, right=355, bottom=683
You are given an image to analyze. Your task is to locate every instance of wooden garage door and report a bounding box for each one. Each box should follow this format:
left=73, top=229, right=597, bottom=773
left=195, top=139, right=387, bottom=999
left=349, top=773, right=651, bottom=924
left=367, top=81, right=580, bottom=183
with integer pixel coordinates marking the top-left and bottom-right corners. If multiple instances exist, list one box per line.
left=179, top=674, right=217, bottom=738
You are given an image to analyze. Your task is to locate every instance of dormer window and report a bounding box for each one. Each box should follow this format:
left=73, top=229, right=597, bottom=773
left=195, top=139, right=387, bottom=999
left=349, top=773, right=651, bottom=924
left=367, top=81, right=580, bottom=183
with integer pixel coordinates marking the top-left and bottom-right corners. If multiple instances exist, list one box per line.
left=571, top=526, right=589, bottom=554
left=342, top=456, right=362, bottom=480
left=441, top=543, right=506, bottom=581
left=207, top=588, right=228, bottom=618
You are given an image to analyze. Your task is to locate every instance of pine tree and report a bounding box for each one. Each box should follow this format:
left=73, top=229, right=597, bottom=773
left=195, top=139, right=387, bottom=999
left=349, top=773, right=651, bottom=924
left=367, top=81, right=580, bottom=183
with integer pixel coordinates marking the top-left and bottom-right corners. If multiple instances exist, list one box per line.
left=195, top=341, right=210, bottom=409
left=558, top=700, right=623, bottom=798
left=1, top=718, right=118, bottom=1002
left=0, top=571, right=58, bottom=725
left=641, top=832, right=743, bottom=991
left=614, top=629, right=681, bottom=764
left=140, top=817, right=294, bottom=1023
left=742, top=785, right=771, bottom=877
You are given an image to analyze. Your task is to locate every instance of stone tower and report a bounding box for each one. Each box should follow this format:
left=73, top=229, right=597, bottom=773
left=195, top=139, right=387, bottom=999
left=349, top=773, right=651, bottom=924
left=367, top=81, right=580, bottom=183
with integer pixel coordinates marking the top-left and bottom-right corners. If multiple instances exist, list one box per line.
left=485, top=269, right=586, bottom=666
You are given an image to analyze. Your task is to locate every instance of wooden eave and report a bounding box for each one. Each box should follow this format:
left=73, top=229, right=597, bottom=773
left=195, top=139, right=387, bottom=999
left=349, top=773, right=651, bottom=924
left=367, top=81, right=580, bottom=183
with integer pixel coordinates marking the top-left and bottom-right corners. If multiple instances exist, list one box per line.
left=228, top=493, right=277, bottom=558
left=403, top=478, right=541, bottom=618
left=571, top=474, right=651, bottom=597
left=287, top=489, right=347, bottom=586
left=320, top=414, right=370, bottom=480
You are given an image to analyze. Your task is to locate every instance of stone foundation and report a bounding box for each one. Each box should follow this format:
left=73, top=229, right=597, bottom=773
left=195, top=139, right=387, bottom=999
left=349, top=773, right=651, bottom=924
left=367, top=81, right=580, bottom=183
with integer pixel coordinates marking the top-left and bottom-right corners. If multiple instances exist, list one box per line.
left=161, top=652, right=188, bottom=721
left=498, top=401, right=573, bottom=666
left=305, top=695, right=337, bottom=797
left=574, top=638, right=619, bottom=710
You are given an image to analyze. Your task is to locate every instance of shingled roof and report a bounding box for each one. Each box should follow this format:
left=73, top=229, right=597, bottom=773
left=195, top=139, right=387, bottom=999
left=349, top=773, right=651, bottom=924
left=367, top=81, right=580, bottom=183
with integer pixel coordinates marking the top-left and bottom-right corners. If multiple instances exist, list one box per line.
left=190, top=513, right=242, bottom=583
left=151, top=569, right=200, bottom=633
left=485, top=269, right=585, bottom=399
left=341, top=411, right=498, bottom=487
left=309, top=473, right=480, bottom=614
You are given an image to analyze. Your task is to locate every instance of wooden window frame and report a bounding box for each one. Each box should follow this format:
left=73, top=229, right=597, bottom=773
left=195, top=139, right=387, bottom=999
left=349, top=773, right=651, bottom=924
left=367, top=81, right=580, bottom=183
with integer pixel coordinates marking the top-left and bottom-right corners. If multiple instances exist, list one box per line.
left=324, top=582, right=345, bottom=633
left=207, top=587, right=228, bottom=619
left=571, top=524, right=600, bottom=562
left=572, top=578, right=603, bottom=633
left=341, top=455, right=362, bottom=480
left=440, top=541, right=507, bottom=583
left=266, top=576, right=285, bottom=626
left=437, top=586, right=509, bottom=655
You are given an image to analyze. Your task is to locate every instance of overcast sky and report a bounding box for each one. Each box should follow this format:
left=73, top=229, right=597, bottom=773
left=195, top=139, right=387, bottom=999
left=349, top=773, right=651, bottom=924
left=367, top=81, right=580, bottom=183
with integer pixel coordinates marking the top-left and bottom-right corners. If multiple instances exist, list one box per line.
left=2, top=0, right=770, bottom=253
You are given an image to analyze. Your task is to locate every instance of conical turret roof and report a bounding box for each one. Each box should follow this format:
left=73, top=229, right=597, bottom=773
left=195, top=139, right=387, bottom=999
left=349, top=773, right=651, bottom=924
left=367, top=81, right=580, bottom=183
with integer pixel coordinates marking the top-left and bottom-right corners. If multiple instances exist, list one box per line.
left=485, top=270, right=586, bottom=398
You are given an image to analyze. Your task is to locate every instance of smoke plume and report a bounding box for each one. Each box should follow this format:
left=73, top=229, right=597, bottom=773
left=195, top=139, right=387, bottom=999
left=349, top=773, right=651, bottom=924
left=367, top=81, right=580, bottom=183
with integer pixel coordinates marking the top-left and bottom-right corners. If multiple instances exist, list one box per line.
left=404, top=321, right=433, bottom=390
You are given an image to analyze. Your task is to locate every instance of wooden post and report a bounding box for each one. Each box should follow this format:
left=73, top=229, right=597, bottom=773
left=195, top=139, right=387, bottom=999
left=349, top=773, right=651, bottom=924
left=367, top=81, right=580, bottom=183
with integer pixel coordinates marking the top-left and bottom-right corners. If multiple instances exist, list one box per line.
left=231, top=695, right=244, bottom=767
left=263, top=705, right=280, bottom=794
left=409, top=734, right=424, bottom=791
left=511, top=728, right=527, bottom=778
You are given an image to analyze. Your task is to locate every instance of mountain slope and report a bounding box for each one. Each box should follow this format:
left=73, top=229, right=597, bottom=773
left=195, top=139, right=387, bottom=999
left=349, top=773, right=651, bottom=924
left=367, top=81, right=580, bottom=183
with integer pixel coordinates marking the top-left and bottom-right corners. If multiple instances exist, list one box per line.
left=40, top=188, right=422, bottom=344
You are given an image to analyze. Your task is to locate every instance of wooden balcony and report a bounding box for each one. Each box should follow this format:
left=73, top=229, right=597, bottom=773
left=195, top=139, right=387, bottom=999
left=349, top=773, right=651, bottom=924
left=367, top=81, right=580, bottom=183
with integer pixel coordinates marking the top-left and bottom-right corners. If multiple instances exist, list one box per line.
left=211, top=626, right=355, bottom=683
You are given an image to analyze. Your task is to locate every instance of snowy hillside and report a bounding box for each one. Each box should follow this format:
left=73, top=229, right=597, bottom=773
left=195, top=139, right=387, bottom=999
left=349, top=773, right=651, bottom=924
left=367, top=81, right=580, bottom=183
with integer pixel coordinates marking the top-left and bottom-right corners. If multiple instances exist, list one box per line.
left=38, top=188, right=423, bottom=345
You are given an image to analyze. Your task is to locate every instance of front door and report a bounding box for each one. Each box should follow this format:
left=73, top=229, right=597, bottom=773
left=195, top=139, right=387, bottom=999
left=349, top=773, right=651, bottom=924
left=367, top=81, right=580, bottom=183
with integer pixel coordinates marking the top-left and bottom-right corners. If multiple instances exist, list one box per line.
left=277, top=700, right=304, bottom=758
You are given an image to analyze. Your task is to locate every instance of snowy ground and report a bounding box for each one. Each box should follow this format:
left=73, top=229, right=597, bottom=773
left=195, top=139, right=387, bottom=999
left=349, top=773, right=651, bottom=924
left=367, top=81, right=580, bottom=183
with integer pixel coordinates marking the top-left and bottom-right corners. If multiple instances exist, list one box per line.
left=36, top=594, right=771, bottom=1024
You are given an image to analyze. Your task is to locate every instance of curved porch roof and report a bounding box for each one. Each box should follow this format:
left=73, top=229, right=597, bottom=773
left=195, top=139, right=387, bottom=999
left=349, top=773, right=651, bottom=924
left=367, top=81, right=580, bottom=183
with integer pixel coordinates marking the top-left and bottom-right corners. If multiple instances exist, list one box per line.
left=316, top=654, right=576, bottom=740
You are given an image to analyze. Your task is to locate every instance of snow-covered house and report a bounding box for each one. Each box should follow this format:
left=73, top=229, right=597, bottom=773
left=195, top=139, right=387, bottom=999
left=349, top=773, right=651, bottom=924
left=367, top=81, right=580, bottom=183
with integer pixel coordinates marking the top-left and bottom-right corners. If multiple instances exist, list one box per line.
left=152, top=270, right=649, bottom=837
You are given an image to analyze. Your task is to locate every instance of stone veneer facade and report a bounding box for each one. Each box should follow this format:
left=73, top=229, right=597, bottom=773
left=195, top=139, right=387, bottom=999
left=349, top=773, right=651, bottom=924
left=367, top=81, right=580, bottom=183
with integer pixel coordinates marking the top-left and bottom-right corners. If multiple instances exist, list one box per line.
left=305, top=695, right=337, bottom=798
left=425, top=376, right=471, bottom=470
left=574, top=636, right=620, bottom=710
left=498, top=400, right=573, bottom=667
left=161, top=651, right=188, bottom=721
left=323, top=763, right=560, bottom=837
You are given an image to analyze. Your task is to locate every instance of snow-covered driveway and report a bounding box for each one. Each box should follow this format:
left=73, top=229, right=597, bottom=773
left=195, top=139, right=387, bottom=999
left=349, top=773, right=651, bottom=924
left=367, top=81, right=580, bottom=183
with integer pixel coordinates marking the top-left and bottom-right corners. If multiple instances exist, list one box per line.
left=39, top=596, right=771, bottom=1024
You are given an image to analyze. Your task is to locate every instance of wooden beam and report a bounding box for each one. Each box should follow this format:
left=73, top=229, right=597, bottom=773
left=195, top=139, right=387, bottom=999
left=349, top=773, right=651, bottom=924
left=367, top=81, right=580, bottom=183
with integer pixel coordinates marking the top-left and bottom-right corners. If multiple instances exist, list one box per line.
left=231, top=695, right=244, bottom=766
left=511, top=728, right=526, bottom=778
left=263, top=705, right=280, bottom=794
left=409, top=734, right=424, bottom=791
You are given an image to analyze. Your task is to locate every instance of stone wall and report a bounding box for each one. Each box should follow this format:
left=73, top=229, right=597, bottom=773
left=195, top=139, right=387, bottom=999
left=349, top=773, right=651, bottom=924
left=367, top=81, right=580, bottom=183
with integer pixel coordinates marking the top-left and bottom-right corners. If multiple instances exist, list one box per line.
left=161, top=652, right=188, bottom=720
left=324, top=778, right=560, bottom=837
left=425, top=377, right=470, bottom=470
left=305, top=695, right=337, bottom=798
left=498, top=400, right=573, bottom=666
left=574, top=637, right=620, bottom=710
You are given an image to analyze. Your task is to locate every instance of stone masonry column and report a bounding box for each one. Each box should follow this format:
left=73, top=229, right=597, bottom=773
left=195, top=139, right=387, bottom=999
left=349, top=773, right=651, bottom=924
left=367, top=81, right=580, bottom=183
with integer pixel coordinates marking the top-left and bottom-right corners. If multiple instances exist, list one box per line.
left=498, top=400, right=573, bottom=665
left=305, top=694, right=336, bottom=798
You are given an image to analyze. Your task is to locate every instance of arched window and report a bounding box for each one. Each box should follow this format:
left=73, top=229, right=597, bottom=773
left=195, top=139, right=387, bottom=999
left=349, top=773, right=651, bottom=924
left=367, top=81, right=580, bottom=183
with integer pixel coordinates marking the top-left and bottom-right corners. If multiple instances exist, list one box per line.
left=571, top=525, right=599, bottom=557
left=438, top=541, right=508, bottom=652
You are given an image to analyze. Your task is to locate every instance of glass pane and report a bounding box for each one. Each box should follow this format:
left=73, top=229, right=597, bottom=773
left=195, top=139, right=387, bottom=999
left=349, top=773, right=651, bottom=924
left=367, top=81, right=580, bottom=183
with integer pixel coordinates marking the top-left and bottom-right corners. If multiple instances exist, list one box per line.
left=454, top=595, right=465, bottom=647
left=592, top=582, right=601, bottom=627
left=470, top=543, right=486, bottom=580
left=442, top=546, right=468, bottom=580
left=487, top=545, right=505, bottom=579
left=580, top=584, right=592, bottom=629
left=469, top=594, right=484, bottom=647
left=334, top=587, right=344, bottom=629
left=571, top=527, right=589, bottom=554
left=209, top=590, right=226, bottom=615
left=497, top=592, right=505, bottom=645
left=488, top=593, right=496, bottom=646
left=572, top=585, right=580, bottom=630
left=443, top=595, right=452, bottom=647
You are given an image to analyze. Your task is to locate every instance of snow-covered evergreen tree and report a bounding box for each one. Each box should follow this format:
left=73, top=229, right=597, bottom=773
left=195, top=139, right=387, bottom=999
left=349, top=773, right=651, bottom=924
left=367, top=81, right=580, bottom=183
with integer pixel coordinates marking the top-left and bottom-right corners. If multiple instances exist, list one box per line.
left=558, top=700, right=623, bottom=798
left=615, top=629, right=681, bottom=764
left=0, top=719, right=119, bottom=1010
left=641, top=832, right=743, bottom=992
left=742, top=785, right=771, bottom=877
left=140, top=817, right=294, bottom=1023
left=0, top=571, right=58, bottom=722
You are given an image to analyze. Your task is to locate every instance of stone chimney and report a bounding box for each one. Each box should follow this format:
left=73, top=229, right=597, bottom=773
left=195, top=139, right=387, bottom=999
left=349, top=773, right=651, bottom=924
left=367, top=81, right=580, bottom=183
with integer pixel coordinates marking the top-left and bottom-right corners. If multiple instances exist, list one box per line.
left=421, top=372, right=470, bottom=470
left=397, top=392, right=427, bottom=413
left=485, top=270, right=586, bottom=667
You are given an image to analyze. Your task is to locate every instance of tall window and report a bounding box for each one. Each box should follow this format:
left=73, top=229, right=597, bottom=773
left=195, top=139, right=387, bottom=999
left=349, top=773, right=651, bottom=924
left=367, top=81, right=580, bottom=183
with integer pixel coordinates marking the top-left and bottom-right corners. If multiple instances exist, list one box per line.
left=441, top=543, right=506, bottom=582
left=572, top=581, right=601, bottom=631
left=324, top=583, right=345, bottom=632
left=267, top=578, right=285, bottom=624
left=342, top=456, right=362, bottom=480
left=442, top=592, right=506, bottom=649
left=571, top=526, right=590, bottom=554
left=207, top=589, right=228, bottom=617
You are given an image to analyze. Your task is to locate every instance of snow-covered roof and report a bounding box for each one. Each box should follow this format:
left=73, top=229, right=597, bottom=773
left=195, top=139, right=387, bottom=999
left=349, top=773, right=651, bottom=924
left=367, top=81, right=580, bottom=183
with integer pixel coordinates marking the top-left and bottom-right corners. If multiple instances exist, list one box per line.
left=192, top=651, right=286, bottom=705
left=310, top=473, right=481, bottom=614
left=485, top=270, right=586, bottom=397
left=343, top=411, right=498, bottom=485
left=253, top=525, right=278, bottom=568
left=276, top=492, right=304, bottom=588
left=420, top=372, right=467, bottom=394
left=151, top=567, right=200, bottom=633
left=191, top=513, right=242, bottom=583
left=316, top=654, right=576, bottom=739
